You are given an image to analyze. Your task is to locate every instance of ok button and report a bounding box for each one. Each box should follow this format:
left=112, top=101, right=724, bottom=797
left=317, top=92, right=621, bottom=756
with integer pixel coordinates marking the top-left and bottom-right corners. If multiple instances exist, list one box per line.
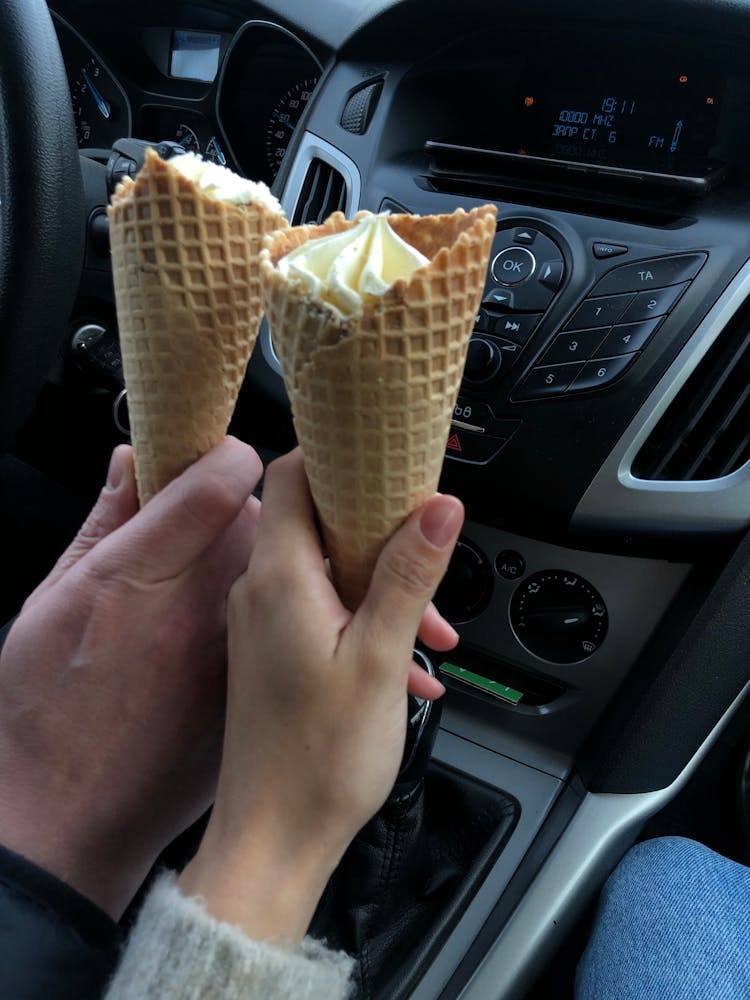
left=491, top=246, right=536, bottom=286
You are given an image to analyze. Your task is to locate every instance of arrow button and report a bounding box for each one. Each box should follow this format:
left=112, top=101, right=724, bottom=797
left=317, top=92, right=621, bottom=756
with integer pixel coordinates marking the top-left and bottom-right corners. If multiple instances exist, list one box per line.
left=538, top=259, right=564, bottom=291
left=483, top=288, right=516, bottom=311
left=513, top=227, right=537, bottom=245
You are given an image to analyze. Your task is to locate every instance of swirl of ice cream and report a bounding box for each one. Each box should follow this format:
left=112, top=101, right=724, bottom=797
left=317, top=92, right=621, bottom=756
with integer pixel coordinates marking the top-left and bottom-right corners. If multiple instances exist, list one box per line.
left=277, top=213, right=429, bottom=317
left=170, top=151, right=283, bottom=212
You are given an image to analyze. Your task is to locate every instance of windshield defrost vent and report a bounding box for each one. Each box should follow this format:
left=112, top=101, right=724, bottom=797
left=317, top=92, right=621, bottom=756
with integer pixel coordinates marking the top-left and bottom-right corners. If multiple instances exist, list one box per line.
left=632, top=300, right=750, bottom=481
left=292, top=157, right=347, bottom=226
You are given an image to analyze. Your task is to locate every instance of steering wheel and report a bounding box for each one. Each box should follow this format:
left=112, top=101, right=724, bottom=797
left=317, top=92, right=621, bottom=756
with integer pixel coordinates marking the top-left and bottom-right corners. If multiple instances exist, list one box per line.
left=0, top=0, right=84, bottom=454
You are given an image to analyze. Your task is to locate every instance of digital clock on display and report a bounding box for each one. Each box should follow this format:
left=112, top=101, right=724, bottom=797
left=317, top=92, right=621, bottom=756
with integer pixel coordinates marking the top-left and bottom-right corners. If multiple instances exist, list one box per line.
left=514, top=63, right=723, bottom=176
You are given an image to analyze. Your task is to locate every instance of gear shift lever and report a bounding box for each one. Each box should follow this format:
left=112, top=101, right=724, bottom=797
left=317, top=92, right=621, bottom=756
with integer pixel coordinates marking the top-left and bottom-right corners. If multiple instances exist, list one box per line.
left=398, top=649, right=442, bottom=786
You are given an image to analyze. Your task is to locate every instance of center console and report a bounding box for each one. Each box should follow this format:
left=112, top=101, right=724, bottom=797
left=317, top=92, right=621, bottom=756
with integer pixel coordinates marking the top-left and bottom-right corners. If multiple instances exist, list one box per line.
left=245, top=13, right=750, bottom=998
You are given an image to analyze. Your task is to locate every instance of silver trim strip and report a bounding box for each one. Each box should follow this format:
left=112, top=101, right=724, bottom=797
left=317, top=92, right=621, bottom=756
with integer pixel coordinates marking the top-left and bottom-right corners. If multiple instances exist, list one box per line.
left=460, top=675, right=750, bottom=1000
left=573, top=260, right=750, bottom=533
left=260, top=134, right=362, bottom=375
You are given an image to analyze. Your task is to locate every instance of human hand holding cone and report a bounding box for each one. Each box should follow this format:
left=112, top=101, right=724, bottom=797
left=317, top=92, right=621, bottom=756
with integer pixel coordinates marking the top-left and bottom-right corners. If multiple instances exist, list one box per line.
left=260, top=205, right=497, bottom=610
left=108, top=149, right=287, bottom=504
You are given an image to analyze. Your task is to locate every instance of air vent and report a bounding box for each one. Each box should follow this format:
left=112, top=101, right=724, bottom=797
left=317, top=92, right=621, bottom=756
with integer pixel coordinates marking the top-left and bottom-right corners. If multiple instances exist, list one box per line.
left=292, top=157, right=347, bottom=225
left=632, top=299, right=750, bottom=481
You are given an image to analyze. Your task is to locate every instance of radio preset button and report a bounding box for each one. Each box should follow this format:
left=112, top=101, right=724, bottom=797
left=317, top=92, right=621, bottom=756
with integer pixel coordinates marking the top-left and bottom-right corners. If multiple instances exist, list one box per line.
left=542, top=328, right=607, bottom=365
left=619, top=282, right=689, bottom=324
left=594, top=318, right=662, bottom=358
left=515, top=361, right=584, bottom=400
left=567, top=354, right=637, bottom=393
left=565, top=293, right=634, bottom=331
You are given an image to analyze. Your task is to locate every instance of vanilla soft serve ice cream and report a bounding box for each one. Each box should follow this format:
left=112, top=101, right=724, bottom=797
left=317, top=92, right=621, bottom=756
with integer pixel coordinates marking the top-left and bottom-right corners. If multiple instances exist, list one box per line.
left=277, top=213, right=429, bottom=317
left=170, top=152, right=283, bottom=211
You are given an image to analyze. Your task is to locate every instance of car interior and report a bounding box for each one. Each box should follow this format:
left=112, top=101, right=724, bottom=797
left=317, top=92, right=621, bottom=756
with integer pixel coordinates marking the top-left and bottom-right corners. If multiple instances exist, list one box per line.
left=4, top=0, right=750, bottom=996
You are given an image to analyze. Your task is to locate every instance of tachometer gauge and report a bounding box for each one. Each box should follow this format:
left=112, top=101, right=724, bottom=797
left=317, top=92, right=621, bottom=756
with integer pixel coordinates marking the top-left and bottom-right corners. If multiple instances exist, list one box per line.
left=265, top=77, right=319, bottom=177
left=72, top=56, right=124, bottom=147
left=54, top=13, right=131, bottom=150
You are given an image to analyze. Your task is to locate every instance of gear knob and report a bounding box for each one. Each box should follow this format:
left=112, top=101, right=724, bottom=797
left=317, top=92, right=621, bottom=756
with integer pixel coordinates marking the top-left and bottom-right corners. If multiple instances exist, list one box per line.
left=397, top=649, right=443, bottom=785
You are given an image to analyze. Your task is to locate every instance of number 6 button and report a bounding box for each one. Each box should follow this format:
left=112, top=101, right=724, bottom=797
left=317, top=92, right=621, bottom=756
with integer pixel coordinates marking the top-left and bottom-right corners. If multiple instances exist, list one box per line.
left=566, top=354, right=636, bottom=393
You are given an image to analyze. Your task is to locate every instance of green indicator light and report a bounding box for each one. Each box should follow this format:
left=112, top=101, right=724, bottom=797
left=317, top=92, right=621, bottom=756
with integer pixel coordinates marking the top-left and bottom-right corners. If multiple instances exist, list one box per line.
left=439, top=662, right=524, bottom=704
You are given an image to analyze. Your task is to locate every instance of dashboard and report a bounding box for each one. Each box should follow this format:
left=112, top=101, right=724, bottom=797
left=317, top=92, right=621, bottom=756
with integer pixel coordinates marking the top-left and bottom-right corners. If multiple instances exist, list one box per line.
left=36, top=1, right=750, bottom=998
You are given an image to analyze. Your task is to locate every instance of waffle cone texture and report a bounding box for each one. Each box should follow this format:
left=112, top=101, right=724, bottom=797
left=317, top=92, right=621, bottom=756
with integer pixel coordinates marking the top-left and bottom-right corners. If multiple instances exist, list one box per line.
left=260, top=204, right=497, bottom=610
left=108, top=148, right=287, bottom=503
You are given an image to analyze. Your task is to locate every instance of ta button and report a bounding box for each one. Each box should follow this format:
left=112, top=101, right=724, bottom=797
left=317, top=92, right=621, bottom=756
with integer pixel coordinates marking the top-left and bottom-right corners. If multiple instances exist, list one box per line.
left=491, top=246, right=536, bottom=286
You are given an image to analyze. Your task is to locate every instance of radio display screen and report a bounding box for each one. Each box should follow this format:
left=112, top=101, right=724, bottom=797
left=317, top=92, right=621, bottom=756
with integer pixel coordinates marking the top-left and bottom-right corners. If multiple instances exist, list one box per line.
left=511, top=61, right=723, bottom=174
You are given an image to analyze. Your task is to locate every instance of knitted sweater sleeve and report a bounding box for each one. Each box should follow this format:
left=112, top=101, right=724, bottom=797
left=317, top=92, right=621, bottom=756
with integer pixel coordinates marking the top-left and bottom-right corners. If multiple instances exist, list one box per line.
left=104, top=873, right=354, bottom=1000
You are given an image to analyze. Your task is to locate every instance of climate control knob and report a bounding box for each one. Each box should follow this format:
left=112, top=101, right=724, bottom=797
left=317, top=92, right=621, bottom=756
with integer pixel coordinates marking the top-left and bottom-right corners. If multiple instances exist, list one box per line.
left=433, top=539, right=493, bottom=624
left=463, top=337, right=501, bottom=383
left=510, top=570, right=608, bottom=663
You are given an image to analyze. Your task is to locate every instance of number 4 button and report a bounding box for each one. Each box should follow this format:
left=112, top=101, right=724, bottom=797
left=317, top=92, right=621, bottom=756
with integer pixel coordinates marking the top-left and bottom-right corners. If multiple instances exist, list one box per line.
left=594, top=317, right=662, bottom=357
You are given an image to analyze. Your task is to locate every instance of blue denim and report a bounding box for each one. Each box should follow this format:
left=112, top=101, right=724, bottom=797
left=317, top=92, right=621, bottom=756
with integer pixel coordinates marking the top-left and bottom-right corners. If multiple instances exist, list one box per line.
left=575, top=836, right=750, bottom=999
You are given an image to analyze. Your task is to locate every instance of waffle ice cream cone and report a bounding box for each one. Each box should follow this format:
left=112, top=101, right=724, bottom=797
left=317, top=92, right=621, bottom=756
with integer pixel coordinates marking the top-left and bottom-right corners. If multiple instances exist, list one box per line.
left=261, top=205, right=497, bottom=610
left=108, top=148, right=287, bottom=503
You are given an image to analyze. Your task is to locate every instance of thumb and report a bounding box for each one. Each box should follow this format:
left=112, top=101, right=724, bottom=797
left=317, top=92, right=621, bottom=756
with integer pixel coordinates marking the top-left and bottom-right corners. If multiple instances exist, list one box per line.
left=356, top=494, right=464, bottom=652
left=39, top=446, right=138, bottom=593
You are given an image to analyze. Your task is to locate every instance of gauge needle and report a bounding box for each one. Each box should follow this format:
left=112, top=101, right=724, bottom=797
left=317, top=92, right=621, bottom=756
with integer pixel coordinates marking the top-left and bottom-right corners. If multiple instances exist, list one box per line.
left=82, top=69, right=111, bottom=120
left=273, top=113, right=294, bottom=131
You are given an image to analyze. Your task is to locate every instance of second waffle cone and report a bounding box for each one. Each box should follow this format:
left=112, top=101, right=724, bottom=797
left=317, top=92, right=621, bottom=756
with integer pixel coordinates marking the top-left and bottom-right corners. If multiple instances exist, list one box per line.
left=109, top=149, right=287, bottom=504
left=261, top=205, right=497, bottom=610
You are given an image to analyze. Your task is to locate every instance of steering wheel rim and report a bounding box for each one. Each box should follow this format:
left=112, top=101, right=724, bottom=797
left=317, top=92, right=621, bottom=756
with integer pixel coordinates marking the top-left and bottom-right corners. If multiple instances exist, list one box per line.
left=0, top=0, right=84, bottom=454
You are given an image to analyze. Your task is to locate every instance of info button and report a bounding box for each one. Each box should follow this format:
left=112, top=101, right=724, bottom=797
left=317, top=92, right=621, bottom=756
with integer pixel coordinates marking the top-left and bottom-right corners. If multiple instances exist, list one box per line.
left=491, top=247, right=536, bottom=286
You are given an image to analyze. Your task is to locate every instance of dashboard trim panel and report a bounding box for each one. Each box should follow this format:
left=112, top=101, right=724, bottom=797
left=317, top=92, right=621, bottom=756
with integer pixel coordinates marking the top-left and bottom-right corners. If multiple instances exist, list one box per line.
left=573, top=259, right=750, bottom=534
left=458, top=674, right=750, bottom=1000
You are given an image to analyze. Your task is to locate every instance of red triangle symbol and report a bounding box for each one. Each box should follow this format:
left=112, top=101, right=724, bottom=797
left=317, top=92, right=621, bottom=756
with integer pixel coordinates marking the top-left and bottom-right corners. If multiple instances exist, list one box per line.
left=447, top=433, right=462, bottom=452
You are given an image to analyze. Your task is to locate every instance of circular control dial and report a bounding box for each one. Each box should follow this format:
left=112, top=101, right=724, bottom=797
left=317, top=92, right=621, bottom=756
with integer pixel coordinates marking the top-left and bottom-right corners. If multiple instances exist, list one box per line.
left=463, top=337, right=501, bottom=382
left=433, top=540, right=493, bottom=624
left=510, top=570, right=608, bottom=663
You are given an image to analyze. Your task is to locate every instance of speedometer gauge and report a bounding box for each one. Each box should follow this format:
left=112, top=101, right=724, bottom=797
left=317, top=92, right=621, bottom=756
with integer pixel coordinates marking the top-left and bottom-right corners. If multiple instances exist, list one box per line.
left=265, top=77, right=319, bottom=176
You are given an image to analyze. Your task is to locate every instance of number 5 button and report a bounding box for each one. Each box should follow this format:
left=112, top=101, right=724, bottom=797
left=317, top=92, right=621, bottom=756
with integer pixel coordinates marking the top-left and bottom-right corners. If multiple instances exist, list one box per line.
left=567, top=354, right=637, bottom=393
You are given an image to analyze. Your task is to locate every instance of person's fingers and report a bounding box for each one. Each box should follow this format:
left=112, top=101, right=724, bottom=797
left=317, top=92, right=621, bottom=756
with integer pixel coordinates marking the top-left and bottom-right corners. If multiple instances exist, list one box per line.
left=416, top=602, right=459, bottom=652
left=93, top=438, right=264, bottom=583
left=356, top=494, right=464, bottom=666
left=38, top=446, right=139, bottom=593
left=250, top=450, right=328, bottom=577
left=407, top=662, right=446, bottom=700
left=233, top=449, right=351, bottom=644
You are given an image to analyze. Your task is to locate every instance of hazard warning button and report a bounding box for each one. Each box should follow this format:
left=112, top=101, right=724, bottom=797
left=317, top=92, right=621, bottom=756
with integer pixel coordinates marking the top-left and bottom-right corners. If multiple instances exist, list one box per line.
left=445, top=429, right=507, bottom=464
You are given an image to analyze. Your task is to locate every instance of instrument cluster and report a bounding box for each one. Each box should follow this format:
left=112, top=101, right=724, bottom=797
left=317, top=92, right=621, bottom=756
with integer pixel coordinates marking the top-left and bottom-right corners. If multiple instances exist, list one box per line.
left=52, top=12, right=322, bottom=186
